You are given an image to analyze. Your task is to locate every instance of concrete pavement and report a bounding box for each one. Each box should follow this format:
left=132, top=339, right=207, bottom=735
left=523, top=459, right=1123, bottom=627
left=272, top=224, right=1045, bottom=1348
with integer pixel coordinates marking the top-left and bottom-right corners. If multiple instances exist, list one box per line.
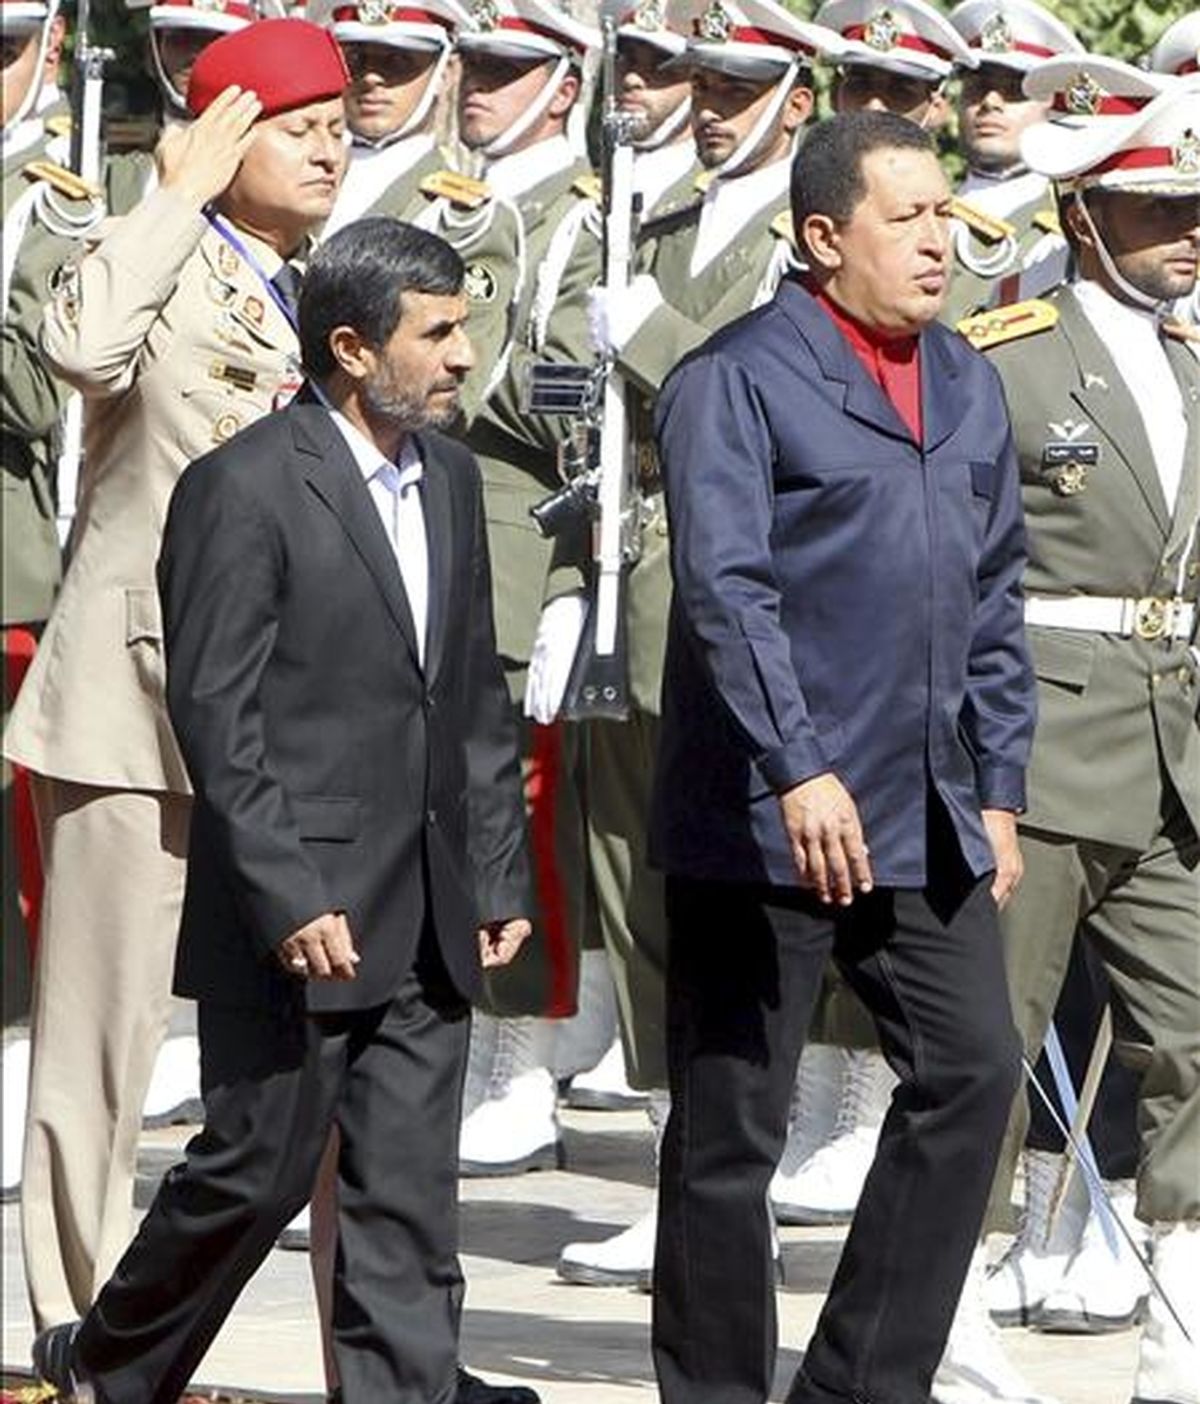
left=3, top=1106, right=1137, bottom=1402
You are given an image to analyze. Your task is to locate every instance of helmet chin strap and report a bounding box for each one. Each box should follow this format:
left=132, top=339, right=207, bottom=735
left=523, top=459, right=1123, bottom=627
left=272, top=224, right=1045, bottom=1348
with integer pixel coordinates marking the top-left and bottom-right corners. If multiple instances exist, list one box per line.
left=481, top=54, right=570, bottom=160
left=716, top=63, right=796, bottom=180
left=634, top=93, right=691, bottom=152
left=4, top=19, right=53, bottom=135
left=1076, top=188, right=1166, bottom=314
left=150, top=30, right=192, bottom=119
left=355, top=44, right=451, bottom=149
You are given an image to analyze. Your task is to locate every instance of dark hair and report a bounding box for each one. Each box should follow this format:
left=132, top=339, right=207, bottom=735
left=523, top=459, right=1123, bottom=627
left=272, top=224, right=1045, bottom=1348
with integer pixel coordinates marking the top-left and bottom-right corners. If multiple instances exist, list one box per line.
left=298, top=218, right=464, bottom=380
left=790, top=111, right=935, bottom=251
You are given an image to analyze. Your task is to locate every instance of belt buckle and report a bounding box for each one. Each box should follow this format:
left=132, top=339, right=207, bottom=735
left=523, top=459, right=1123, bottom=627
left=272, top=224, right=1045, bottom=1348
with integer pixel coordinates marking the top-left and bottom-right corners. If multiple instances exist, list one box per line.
left=1133, top=596, right=1173, bottom=641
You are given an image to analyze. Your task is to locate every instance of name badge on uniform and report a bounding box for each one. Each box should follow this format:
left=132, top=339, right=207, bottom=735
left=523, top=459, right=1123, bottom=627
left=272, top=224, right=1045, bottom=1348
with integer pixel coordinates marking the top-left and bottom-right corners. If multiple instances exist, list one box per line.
left=1040, top=441, right=1099, bottom=496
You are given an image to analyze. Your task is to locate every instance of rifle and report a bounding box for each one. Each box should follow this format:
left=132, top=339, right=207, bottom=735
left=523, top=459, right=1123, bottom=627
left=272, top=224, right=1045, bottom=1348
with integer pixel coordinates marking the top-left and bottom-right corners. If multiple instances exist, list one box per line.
left=56, top=0, right=112, bottom=546
left=524, top=1, right=641, bottom=723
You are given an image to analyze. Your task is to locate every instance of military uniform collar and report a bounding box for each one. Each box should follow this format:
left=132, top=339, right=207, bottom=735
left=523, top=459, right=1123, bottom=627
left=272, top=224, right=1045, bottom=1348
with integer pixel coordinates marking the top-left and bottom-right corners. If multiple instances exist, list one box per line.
left=484, top=133, right=574, bottom=199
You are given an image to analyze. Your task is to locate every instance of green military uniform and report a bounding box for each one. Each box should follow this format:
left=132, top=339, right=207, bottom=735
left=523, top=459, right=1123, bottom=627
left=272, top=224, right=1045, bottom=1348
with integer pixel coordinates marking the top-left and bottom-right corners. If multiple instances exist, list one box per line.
left=463, top=152, right=603, bottom=1016
left=941, top=184, right=1065, bottom=325
left=581, top=167, right=798, bottom=1087
left=966, top=286, right=1200, bottom=1230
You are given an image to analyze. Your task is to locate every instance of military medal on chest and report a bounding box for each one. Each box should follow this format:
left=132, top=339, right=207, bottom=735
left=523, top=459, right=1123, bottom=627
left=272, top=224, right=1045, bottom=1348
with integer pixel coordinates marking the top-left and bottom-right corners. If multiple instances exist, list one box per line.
left=1041, top=419, right=1099, bottom=497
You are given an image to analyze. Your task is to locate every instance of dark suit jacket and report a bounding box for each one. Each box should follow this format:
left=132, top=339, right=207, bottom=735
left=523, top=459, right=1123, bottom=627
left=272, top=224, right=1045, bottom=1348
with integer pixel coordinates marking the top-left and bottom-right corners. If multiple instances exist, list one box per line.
left=158, top=391, right=532, bottom=1012
left=649, top=276, right=1037, bottom=890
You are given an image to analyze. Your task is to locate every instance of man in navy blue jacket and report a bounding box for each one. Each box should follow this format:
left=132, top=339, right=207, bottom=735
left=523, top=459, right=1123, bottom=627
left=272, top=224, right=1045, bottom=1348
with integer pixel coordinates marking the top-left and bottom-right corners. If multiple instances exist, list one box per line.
left=649, top=111, right=1036, bottom=1404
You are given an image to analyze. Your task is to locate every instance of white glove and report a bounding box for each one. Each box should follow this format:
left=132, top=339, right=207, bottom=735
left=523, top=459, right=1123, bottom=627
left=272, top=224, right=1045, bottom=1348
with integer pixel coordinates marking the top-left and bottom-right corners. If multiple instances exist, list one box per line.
left=523, top=592, right=588, bottom=724
left=586, top=274, right=663, bottom=355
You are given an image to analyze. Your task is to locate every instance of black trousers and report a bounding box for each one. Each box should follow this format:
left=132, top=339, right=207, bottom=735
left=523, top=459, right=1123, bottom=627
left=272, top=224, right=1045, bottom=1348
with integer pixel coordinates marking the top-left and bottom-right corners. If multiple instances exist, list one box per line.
left=76, top=932, right=471, bottom=1404
left=652, top=838, right=1021, bottom=1404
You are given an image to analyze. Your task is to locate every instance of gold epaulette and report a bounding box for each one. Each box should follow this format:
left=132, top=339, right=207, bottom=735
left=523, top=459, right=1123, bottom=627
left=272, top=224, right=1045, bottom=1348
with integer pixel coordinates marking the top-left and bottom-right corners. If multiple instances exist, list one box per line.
left=420, top=169, right=491, bottom=209
left=694, top=170, right=715, bottom=194
left=770, top=209, right=794, bottom=242
left=22, top=159, right=101, bottom=202
left=44, top=112, right=73, bottom=139
left=957, top=298, right=1058, bottom=351
left=949, top=196, right=1016, bottom=244
left=1032, top=206, right=1061, bottom=236
left=572, top=172, right=602, bottom=202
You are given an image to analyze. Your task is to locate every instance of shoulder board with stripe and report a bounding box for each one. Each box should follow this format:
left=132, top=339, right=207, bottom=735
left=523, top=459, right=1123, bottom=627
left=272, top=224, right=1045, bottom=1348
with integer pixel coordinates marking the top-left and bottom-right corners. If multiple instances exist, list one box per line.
left=949, top=196, right=1015, bottom=245
left=770, top=209, right=794, bottom=243
left=420, top=170, right=491, bottom=209
left=572, top=172, right=602, bottom=202
left=22, top=159, right=101, bottom=202
left=957, top=298, right=1058, bottom=351
left=44, top=112, right=73, bottom=139
left=1032, top=206, right=1061, bottom=236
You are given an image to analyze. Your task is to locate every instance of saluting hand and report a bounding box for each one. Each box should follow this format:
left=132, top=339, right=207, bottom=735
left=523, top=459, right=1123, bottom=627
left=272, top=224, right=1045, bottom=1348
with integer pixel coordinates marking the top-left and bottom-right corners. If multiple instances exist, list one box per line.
left=780, top=773, right=874, bottom=906
left=157, top=85, right=262, bottom=208
left=478, top=918, right=533, bottom=969
left=276, top=910, right=360, bottom=982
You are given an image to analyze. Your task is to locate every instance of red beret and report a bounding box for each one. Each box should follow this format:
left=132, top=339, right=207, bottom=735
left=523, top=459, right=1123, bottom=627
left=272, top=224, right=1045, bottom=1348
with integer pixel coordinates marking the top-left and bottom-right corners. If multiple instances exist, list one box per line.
left=187, top=18, right=350, bottom=119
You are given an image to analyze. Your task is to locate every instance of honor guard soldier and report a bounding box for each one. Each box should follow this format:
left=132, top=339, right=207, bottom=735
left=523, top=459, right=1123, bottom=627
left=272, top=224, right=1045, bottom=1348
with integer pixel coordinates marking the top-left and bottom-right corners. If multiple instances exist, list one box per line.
left=1153, top=12, right=1200, bottom=340
left=311, top=0, right=522, bottom=424
left=4, top=16, right=349, bottom=1334
left=941, top=0, right=1083, bottom=322
left=937, top=80, right=1200, bottom=1404
left=452, top=0, right=603, bottom=1178
left=540, top=0, right=845, bottom=1287
left=817, top=0, right=972, bottom=130
left=317, top=0, right=467, bottom=231
left=550, top=0, right=697, bottom=1130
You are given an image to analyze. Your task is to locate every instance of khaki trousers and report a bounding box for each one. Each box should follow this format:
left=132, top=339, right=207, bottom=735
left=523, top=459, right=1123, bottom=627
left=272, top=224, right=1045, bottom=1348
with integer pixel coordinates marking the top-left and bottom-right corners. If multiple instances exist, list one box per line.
left=587, top=710, right=668, bottom=1090
left=985, top=802, right=1200, bottom=1231
left=22, top=776, right=190, bottom=1329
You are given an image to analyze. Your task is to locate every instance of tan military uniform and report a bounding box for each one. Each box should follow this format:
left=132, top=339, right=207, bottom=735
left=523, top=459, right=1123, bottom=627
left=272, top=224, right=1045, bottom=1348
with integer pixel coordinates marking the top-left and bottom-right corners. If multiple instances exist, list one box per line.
left=970, top=286, right=1200, bottom=1229
left=4, top=185, right=303, bottom=1328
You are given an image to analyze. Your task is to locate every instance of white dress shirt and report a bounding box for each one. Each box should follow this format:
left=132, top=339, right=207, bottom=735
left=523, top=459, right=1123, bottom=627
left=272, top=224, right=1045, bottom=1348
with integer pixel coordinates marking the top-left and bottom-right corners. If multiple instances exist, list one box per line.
left=330, top=409, right=429, bottom=667
left=633, top=140, right=695, bottom=217
left=1073, top=280, right=1187, bottom=517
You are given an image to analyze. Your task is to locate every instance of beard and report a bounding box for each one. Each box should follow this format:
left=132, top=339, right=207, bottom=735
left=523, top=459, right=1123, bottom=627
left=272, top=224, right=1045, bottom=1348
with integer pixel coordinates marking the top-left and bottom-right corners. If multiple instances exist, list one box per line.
left=362, top=365, right=461, bottom=432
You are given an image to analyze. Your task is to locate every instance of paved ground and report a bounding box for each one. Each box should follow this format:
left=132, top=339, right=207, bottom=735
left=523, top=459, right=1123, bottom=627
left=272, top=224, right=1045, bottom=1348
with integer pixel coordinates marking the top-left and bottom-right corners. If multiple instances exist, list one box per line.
left=3, top=1106, right=1137, bottom=1402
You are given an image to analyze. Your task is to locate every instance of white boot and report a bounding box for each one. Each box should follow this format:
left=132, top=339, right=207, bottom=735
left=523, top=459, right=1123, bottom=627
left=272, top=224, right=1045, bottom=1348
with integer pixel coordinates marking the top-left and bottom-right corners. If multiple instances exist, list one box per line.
left=985, top=1149, right=1089, bottom=1327
left=458, top=1016, right=562, bottom=1176
left=554, top=949, right=619, bottom=1084
left=564, top=1036, right=647, bottom=1111
left=934, top=1245, right=1063, bottom=1404
left=141, top=1033, right=203, bottom=1128
left=1131, top=1221, right=1200, bottom=1404
left=770, top=1044, right=844, bottom=1216
left=1037, top=1178, right=1148, bottom=1334
left=559, top=1206, right=658, bottom=1289
left=556, top=1091, right=668, bottom=1288
left=2, top=1035, right=30, bottom=1198
left=771, top=1048, right=896, bottom=1226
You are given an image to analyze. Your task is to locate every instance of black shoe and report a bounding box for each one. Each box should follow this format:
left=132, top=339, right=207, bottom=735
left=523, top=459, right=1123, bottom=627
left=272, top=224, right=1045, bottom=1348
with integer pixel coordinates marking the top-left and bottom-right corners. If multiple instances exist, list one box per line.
left=455, top=1366, right=540, bottom=1404
left=32, top=1320, right=82, bottom=1395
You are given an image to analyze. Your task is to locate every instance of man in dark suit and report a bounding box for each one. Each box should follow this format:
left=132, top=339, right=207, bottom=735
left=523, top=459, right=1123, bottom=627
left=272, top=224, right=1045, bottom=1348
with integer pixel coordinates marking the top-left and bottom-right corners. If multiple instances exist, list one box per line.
left=32, top=218, right=537, bottom=1404
left=648, top=111, right=1036, bottom=1404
